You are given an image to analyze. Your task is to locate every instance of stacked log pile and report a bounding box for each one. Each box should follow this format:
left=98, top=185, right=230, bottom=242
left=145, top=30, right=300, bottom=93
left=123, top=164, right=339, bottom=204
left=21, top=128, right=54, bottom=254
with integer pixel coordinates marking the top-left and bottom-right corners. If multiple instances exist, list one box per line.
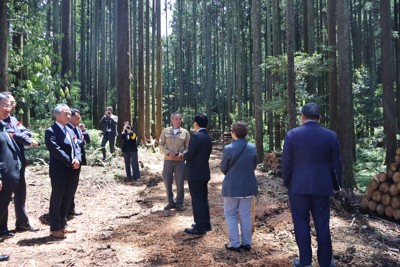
left=361, top=149, right=400, bottom=221
left=263, top=151, right=282, bottom=175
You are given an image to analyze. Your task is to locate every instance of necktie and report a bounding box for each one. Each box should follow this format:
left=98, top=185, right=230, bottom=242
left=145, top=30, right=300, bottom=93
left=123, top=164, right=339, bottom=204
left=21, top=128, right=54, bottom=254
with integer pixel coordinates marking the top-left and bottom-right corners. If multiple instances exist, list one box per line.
left=64, top=126, right=75, bottom=159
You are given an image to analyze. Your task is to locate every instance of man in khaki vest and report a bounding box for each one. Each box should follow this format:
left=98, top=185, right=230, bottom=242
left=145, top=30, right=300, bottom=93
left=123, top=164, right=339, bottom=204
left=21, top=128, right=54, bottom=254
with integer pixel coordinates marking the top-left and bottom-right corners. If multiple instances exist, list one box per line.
left=159, top=112, right=189, bottom=211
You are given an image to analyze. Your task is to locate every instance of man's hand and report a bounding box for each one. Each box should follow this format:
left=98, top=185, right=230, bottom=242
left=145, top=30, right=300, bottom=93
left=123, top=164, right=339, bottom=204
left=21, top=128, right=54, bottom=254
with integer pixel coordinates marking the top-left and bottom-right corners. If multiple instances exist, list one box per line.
left=0, top=180, right=2, bottom=191
left=72, top=159, right=80, bottom=169
left=30, top=140, right=40, bottom=147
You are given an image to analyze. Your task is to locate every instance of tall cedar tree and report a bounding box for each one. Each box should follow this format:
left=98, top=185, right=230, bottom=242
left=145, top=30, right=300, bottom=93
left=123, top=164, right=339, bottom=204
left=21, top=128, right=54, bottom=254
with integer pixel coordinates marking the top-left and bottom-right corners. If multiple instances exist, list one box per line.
left=337, top=0, right=356, bottom=188
left=380, top=1, right=397, bottom=165
left=252, top=0, right=264, bottom=163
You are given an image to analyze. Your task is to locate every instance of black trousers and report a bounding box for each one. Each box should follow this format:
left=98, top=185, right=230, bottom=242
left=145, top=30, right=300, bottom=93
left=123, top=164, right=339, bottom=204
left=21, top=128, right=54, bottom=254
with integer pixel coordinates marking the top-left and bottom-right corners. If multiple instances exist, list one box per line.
left=0, top=188, right=13, bottom=231
left=188, top=180, right=210, bottom=231
left=49, top=171, right=79, bottom=231
left=14, top=165, right=30, bottom=227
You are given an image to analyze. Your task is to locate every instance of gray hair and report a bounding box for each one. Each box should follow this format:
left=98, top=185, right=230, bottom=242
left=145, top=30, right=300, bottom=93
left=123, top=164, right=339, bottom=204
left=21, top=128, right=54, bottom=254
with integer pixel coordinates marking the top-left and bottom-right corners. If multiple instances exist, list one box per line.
left=54, top=103, right=70, bottom=115
left=0, top=92, right=9, bottom=101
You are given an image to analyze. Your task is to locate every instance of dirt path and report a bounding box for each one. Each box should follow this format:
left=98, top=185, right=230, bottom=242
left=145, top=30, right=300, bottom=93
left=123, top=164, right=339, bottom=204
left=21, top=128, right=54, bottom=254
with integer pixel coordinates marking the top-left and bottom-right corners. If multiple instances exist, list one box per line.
left=1, top=145, right=399, bottom=266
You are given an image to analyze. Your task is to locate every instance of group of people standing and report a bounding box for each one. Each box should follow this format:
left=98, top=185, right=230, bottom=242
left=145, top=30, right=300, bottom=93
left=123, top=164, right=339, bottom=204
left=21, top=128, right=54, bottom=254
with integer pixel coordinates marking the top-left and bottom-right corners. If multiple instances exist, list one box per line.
left=158, top=112, right=258, bottom=248
left=159, top=104, right=342, bottom=267
left=0, top=100, right=342, bottom=267
left=0, top=95, right=88, bottom=260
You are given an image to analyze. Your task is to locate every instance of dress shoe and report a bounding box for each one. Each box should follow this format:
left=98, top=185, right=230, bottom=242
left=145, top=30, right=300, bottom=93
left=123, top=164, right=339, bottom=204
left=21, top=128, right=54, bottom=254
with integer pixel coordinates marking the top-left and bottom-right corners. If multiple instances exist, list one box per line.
left=62, top=228, right=77, bottom=234
left=0, top=229, right=14, bottom=237
left=175, top=204, right=184, bottom=211
left=225, top=244, right=241, bottom=252
left=50, top=230, right=66, bottom=239
left=70, top=211, right=83, bottom=216
left=15, top=224, right=39, bottom=232
left=0, top=255, right=9, bottom=262
left=164, top=203, right=176, bottom=210
left=293, top=258, right=312, bottom=267
left=191, top=223, right=211, bottom=232
left=184, top=227, right=206, bottom=235
left=240, top=244, right=251, bottom=251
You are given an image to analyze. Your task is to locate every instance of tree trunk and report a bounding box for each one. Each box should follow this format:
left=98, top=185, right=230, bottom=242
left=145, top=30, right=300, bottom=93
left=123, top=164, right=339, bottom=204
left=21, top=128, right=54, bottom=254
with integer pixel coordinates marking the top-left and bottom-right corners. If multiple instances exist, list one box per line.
left=286, top=0, right=296, bottom=130
left=380, top=1, right=397, bottom=166
left=337, top=0, right=356, bottom=189
left=138, top=0, right=145, bottom=140
left=61, top=0, right=72, bottom=104
left=99, top=0, right=106, bottom=116
left=145, top=0, right=150, bottom=139
left=327, top=0, right=338, bottom=131
left=0, top=0, right=7, bottom=92
left=52, top=0, right=60, bottom=74
left=155, top=0, right=162, bottom=140
left=252, top=0, right=264, bottom=163
left=116, top=0, right=131, bottom=133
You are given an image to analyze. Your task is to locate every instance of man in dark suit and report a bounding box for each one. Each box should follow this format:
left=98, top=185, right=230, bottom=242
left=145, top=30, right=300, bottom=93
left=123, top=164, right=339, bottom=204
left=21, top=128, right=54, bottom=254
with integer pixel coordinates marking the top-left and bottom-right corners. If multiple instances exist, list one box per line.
left=67, top=108, right=90, bottom=217
left=100, top=107, right=118, bottom=160
left=3, top=91, right=39, bottom=232
left=45, top=104, right=81, bottom=239
left=282, top=103, right=342, bottom=267
left=183, top=114, right=212, bottom=235
left=0, top=93, right=23, bottom=237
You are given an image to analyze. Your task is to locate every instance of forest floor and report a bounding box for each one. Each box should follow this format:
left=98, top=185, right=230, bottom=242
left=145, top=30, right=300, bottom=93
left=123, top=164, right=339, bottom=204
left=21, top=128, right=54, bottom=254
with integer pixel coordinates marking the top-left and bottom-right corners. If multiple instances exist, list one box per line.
left=1, top=143, right=400, bottom=267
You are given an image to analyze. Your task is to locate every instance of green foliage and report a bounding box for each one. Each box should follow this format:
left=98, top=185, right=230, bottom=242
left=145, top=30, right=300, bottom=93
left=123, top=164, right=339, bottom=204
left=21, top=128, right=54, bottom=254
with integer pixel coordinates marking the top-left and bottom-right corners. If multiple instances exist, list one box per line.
left=261, top=52, right=329, bottom=120
left=8, top=2, right=66, bottom=119
left=354, top=128, right=386, bottom=190
left=353, top=66, right=381, bottom=138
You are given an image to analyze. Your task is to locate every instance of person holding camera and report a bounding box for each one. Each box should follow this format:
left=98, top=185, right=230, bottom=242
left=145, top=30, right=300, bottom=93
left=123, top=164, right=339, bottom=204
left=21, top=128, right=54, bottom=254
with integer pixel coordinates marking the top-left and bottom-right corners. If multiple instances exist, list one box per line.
left=100, top=107, right=118, bottom=160
left=121, top=121, right=140, bottom=181
left=159, top=112, right=189, bottom=211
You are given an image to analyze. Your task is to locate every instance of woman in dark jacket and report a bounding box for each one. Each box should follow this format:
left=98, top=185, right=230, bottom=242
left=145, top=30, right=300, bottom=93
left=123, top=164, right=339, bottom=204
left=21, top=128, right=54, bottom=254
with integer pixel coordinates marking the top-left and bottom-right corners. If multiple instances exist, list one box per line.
left=121, top=121, right=140, bottom=181
left=220, top=121, right=258, bottom=252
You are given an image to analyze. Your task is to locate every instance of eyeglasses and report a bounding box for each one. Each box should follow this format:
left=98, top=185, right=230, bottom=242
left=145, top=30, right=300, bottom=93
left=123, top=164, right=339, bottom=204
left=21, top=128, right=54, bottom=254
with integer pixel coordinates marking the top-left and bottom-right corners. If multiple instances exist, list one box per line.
left=0, top=103, right=12, bottom=109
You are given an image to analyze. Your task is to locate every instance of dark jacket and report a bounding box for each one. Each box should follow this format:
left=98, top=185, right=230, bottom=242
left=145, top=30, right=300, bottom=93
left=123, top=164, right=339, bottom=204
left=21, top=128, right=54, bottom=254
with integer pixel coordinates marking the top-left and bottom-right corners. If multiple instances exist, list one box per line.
left=0, top=121, right=22, bottom=190
left=67, top=123, right=90, bottom=165
left=220, top=138, right=258, bottom=197
left=121, top=131, right=138, bottom=153
left=100, top=115, right=118, bottom=136
left=45, top=124, right=82, bottom=179
left=282, top=121, right=343, bottom=196
left=183, top=129, right=212, bottom=182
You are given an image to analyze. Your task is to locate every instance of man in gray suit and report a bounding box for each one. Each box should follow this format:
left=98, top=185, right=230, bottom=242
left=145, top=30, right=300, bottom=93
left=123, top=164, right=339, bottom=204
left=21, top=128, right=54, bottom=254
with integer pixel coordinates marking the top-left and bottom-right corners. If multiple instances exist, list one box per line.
left=0, top=93, right=23, bottom=237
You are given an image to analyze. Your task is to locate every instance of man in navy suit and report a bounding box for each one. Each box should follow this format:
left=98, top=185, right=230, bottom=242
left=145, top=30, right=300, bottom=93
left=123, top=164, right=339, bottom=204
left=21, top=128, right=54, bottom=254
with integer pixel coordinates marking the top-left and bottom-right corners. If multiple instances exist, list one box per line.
left=45, top=104, right=81, bottom=239
left=0, top=93, right=23, bottom=238
left=67, top=108, right=90, bottom=217
left=183, top=114, right=212, bottom=235
left=3, top=91, right=39, bottom=232
left=282, top=103, right=342, bottom=267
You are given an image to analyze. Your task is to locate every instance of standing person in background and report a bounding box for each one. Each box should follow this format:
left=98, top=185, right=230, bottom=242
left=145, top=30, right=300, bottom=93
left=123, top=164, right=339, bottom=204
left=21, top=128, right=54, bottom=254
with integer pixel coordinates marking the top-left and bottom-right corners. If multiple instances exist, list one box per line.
left=67, top=108, right=90, bottom=218
left=159, top=112, right=189, bottom=211
left=183, top=114, right=212, bottom=235
left=121, top=121, right=140, bottom=181
left=45, top=104, right=81, bottom=239
left=282, top=103, right=342, bottom=267
left=3, top=91, right=39, bottom=232
left=100, top=107, right=118, bottom=160
left=0, top=93, right=23, bottom=238
left=220, top=121, right=258, bottom=252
